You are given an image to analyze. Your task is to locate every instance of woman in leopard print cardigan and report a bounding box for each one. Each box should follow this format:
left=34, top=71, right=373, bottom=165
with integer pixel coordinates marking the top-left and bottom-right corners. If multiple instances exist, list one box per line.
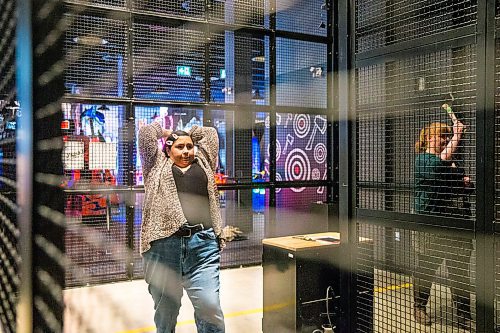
left=138, top=121, right=225, bottom=333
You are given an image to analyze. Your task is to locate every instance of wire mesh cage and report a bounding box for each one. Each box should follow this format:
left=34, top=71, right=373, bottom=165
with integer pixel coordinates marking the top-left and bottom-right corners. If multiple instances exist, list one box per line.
left=356, top=45, right=477, bottom=219
left=64, top=13, right=129, bottom=98
left=209, top=111, right=269, bottom=184
left=133, top=0, right=205, bottom=19
left=132, top=20, right=206, bottom=102
left=275, top=187, right=328, bottom=236
left=355, top=0, right=478, bottom=54
left=356, top=223, right=476, bottom=332
left=276, top=38, right=328, bottom=109
left=62, top=103, right=128, bottom=187
left=65, top=193, right=129, bottom=287
left=208, top=0, right=269, bottom=28
left=220, top=189, right=268, bottom=267
left=276, top=0, right=330, bottom=37
left=209, top=31, right=270, bottom=105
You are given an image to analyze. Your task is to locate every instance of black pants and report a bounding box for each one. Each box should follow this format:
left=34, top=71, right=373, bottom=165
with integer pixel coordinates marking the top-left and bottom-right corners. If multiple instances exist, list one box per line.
left=413, top=242, right=472, bottom=316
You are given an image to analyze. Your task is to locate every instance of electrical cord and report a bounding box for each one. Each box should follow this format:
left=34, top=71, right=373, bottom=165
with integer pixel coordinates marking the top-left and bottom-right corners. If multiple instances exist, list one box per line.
left=312, top=286, right=336, bottom=333
left=309, top=286, right=338, bottom=333
left=325, top=286, right=335, bottom=331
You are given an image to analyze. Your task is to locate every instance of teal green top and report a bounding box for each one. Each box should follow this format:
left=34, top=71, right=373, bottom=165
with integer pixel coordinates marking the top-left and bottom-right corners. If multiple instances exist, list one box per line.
left=414, top=153, right=464, bottom=215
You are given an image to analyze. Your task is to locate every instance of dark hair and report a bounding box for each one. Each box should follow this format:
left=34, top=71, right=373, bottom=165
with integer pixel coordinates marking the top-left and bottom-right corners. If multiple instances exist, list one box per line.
left=162, top=130, right=190, bottom=156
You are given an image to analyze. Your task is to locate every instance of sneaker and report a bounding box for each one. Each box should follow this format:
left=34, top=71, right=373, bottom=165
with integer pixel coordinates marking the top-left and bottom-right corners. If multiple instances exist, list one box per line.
left=414, top=307, right=431, bottom=326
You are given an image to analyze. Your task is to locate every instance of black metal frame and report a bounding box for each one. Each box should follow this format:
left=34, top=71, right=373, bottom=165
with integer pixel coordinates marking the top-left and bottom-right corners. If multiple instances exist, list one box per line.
left=475, top=0, right=497, bottom=331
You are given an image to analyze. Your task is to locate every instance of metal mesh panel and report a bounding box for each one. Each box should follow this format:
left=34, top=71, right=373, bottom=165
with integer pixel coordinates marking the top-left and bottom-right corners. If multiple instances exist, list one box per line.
left=357, top=223, right=476, bottom=332
left=220, top=189, right=267, bottom=267
left=62, top=104, right=129, bottom=287
left=208, top=0, right=269, bottom=28
left=276, top=0, right=329, bottom=37
left=276, top=38, right=328, bottom=108
left=209, top=32, right=270, bottom=105
left=275, top=187, right=327, bottom=237
left=0, top=0, right=18, bottom=331
left=211, top=110, right=234, bottom=180
left=355, top=0, right=477, bottom=54
left=211, top=111, right=269, bottom=184
left=132, top=21, right=206, bottom=102
left=65, top=194, right=129, bottom=287
left=275, top=112, right=328, bottom=185
left=65, top=13, right=128, bottom=98
left=133, top=0, right=205, bottom=19
left=66, top=0, right=126, bottom=8
left=62, top=104, right=128, bottom=187
left=356, top=46, right=477, bottom=218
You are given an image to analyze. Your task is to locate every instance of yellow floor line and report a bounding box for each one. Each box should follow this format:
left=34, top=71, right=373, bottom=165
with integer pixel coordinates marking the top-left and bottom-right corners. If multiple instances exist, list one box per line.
left=374, top=282, right=413, bottom=293
left=116, top=282, right=413, bottom=333
left=114, top=308, right=266, bottom=333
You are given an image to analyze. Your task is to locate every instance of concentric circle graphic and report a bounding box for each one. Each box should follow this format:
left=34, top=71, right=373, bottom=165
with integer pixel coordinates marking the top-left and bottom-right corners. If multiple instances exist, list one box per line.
left=293, top=114, right=310, bottom=138
left=285, top=148, right=310, bottom=193
left=314, top=143, right=327, bottom=164
left=311, top=168, right=321, bottom=180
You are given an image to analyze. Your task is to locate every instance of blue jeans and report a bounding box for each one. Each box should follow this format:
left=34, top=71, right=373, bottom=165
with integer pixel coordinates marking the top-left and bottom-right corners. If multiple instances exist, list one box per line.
left=143, top=228, right=225, bottom=333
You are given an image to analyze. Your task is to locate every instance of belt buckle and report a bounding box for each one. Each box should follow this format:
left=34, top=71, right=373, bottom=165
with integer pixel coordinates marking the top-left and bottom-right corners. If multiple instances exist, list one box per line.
left=183, top=228, right=192, bottom=238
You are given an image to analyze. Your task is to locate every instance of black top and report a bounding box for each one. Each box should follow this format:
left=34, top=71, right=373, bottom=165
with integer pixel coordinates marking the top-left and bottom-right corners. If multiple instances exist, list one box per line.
left=172, top=161, right=213, bottom=228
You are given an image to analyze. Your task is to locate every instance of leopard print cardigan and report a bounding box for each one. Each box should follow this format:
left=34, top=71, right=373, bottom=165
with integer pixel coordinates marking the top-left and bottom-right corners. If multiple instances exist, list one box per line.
left=138, top=121, right=223, bottom=254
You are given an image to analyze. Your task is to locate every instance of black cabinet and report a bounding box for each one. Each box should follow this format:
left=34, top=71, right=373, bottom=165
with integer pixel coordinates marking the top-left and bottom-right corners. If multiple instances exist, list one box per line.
left=262, top=233, right=342, bottom=333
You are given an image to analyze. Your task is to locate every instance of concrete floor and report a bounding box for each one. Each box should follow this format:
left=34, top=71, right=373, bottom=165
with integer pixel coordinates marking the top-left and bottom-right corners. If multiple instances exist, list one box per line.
left=372, top=269, right=475, bottom=333
left=63, top=266, right=476, bottom=333
left=64, top=265, right=263, bottom=333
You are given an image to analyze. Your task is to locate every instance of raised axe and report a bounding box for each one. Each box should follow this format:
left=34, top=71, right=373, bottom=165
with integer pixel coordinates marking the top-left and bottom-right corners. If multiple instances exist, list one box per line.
left=441, top=92, right=458, bottom=123
left=306, top=115, right=327, bottom=151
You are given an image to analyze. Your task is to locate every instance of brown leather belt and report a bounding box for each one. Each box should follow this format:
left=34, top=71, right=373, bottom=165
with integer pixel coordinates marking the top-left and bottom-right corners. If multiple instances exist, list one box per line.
left=173, top=224, right=204, bottom=237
